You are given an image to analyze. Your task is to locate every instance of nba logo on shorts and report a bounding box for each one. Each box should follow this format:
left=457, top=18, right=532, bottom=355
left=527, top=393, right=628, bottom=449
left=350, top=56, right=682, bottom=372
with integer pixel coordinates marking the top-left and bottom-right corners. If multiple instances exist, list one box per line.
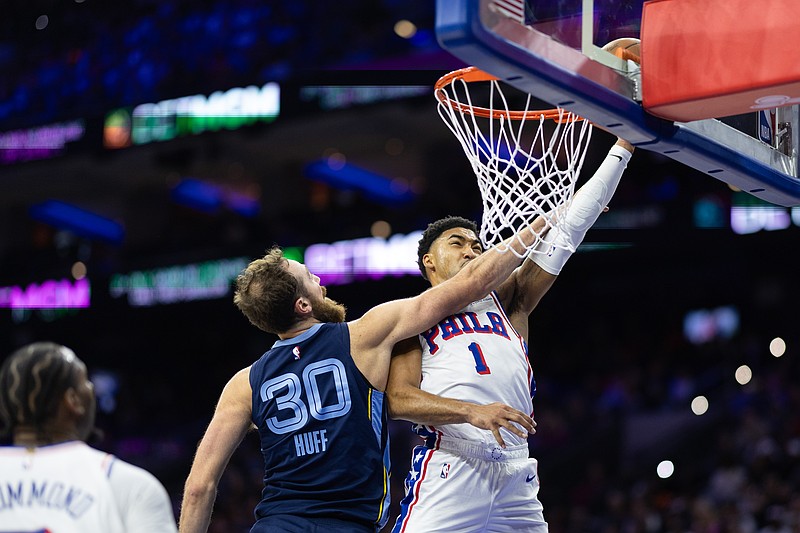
left=440, top=463, right=450, bottom=479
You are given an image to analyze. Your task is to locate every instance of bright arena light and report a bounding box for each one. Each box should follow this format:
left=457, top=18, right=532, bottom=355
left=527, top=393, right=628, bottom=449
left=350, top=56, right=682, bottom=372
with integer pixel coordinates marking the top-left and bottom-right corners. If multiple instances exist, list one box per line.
left=657, top=460, right=675, bottom=479
left=71, top=261, right=87, bottom=280
left=735, top=365, right=752, bottom=385
left=770, top=337, right=786, bottom=357
left=393, top=20, right=417, bottom=39
left=691, top=395, right=709, bottom=415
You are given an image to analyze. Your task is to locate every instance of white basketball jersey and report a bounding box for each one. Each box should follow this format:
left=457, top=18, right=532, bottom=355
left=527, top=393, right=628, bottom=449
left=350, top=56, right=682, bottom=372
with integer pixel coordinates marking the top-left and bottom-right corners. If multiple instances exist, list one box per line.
left=415, top=292, right=534, bottom=448
left=0, top=441, right=177, bottom=533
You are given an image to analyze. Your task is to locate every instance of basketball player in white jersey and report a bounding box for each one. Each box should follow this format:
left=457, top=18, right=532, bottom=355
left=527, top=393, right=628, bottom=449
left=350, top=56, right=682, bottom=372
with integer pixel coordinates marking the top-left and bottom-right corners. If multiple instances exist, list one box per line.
left=0, top=341, right=178, bottom=533
left=387, top=137, right=635, bottom=532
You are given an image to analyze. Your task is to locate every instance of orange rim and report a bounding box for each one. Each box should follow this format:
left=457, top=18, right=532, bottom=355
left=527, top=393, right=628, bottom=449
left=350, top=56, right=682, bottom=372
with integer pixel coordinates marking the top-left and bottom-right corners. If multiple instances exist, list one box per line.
left=612, top=47, right=641, bottom=65
left=434, top=66, right=583, bottom=123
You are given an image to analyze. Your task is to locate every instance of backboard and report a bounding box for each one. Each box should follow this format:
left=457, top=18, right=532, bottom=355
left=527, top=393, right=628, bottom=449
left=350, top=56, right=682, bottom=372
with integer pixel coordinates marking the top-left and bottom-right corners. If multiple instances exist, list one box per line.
left=435, top=0, right=800, bottom=206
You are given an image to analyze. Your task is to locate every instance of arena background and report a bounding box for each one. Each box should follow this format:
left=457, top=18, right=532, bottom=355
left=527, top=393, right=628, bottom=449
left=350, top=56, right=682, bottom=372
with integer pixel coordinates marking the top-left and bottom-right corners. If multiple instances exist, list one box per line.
left=2, top=1, right=798, bottom=530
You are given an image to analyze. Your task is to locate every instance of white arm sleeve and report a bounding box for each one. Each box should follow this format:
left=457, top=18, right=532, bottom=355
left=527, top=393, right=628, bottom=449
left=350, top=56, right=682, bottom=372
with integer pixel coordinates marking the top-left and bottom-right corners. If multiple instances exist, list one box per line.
left=108, top=457, right=179, bottom=533
left=530, top=144, right=632, bottom=275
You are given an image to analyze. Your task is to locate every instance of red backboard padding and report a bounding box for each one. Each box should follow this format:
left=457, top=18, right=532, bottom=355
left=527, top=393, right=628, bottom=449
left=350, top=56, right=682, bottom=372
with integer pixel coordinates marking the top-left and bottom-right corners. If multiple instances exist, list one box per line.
left=641, top=0, right=800, bottom=122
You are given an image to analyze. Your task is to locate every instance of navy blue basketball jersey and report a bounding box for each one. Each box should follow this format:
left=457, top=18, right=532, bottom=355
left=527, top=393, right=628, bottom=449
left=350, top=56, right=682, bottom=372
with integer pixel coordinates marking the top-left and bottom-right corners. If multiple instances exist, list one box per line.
left=249, top=322, right=390, bottom=531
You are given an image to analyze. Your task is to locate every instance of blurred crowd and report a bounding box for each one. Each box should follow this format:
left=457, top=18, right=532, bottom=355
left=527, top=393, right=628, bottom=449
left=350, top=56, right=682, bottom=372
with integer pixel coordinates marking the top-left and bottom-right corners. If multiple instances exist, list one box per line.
left=1, top=0, right=436, bottom=130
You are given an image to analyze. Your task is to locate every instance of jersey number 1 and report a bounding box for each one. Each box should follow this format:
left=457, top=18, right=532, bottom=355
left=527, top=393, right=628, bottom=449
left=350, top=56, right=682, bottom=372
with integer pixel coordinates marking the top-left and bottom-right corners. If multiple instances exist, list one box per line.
left=468, top=342, right=491, bottom=375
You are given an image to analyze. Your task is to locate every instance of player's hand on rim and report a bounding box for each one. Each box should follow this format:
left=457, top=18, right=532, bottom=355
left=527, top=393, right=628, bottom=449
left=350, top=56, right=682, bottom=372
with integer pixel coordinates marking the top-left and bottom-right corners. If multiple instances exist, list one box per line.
left=466, top=402, right=536, bottom=448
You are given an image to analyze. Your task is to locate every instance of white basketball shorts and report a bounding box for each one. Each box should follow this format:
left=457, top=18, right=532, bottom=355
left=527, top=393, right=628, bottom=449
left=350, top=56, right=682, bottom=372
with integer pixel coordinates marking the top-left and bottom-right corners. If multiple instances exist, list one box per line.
left=391, top=437, right=548, bottom=532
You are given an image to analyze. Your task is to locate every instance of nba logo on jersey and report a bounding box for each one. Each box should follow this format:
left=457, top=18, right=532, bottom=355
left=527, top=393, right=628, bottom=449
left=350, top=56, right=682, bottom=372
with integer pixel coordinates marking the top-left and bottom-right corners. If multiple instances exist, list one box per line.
left=440, top=463, right=450, bottom=479
left=292, top=346, right=301, bottom=360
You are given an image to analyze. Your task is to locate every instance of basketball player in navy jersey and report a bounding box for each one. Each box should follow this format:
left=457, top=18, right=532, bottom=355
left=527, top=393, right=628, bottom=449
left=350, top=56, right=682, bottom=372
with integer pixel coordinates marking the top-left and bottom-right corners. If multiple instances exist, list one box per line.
left=178, top=217, right=556, bottom=533
left=387, top=138, right=635, bottom=532
left=0, top=342, right=178, bottom=532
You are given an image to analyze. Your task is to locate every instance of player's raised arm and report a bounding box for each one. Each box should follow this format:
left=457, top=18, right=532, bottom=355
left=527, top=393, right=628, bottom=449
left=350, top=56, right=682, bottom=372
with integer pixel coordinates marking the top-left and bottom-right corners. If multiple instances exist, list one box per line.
left=348, top=222, right=548, bottom=389
left=496, top=138, right=635, bottom=337
left=352, top=236, right=527, bottom=347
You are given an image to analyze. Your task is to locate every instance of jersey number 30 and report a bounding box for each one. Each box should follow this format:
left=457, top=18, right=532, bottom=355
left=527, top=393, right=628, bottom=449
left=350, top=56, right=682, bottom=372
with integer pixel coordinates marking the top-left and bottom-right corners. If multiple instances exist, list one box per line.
left=260, top=358, right=353, bottom=434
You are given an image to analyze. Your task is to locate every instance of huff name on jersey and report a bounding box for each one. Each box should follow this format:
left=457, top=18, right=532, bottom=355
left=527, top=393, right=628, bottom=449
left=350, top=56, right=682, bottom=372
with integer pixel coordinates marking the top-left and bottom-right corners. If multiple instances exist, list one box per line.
left=294, top=429, right=328, bottom=457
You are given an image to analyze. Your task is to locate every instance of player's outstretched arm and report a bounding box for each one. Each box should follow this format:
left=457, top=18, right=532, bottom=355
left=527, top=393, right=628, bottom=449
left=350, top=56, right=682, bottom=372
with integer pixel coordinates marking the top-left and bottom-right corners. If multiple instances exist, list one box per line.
left=179, top=367, right=253, bottom=533
left=349, top=226, right=540, bottom=389
left=385, top=338, right=535, bottom=448
left=531, top=137, right=634, bottom=278
left=497, top=138, right=634, bottom=330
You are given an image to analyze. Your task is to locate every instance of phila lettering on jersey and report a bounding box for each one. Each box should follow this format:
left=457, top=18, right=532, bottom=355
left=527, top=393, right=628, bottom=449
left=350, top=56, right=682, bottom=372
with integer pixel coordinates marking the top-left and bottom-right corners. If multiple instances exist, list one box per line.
left=415, top=292, right=535, bottom=448
left=249, top=322, right=391, bottom=529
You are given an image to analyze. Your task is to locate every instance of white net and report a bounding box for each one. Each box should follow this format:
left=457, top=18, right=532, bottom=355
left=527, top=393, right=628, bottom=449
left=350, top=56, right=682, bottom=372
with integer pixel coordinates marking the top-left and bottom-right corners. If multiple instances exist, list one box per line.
left=435, top=67, right=594, bottom=257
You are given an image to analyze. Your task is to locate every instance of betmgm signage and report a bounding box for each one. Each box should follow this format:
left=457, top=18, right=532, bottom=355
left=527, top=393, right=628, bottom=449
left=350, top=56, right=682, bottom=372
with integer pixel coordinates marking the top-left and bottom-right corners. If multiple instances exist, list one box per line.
left=103, top=82, right=280, bottom=148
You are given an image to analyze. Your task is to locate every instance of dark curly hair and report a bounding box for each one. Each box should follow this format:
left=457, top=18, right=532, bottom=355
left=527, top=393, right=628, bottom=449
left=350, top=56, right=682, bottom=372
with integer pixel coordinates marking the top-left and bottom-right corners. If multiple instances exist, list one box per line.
left=0, top=342, right=81, bottom=440
left=416, top=216, right=480, bottom=280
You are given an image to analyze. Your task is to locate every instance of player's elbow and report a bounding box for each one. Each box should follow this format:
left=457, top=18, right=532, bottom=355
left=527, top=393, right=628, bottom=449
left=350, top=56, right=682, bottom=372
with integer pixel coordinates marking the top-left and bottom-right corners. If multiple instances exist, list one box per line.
left=182, top=476, right=218, bottom=507
left=385, top=387, right=412, bottom=421
left=385, top=392, right=403, bottom=420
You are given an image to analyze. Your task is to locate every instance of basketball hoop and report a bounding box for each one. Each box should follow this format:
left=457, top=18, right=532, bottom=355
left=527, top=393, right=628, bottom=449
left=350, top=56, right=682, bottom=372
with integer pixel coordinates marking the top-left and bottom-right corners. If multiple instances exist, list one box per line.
left=435, top=66, right=593, bottom=257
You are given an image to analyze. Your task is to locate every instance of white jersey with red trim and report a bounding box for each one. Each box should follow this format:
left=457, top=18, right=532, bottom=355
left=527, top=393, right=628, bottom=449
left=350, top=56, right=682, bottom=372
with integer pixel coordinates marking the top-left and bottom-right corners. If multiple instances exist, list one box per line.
left=414, top=291, right=534, bottom=448
left=0, top=441, right=177, bottom=533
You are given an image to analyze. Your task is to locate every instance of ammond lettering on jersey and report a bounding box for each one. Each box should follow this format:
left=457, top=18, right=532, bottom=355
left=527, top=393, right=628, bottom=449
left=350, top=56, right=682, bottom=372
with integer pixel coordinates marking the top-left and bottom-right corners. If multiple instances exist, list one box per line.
left=0, top=480, right=95, bottom=518
left=421, top=311, right=510, bottom=354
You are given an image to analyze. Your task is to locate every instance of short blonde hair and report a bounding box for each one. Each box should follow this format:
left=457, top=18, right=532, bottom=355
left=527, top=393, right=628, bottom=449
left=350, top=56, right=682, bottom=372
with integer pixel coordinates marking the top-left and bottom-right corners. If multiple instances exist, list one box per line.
left=233, top=246, right=300, bottom=334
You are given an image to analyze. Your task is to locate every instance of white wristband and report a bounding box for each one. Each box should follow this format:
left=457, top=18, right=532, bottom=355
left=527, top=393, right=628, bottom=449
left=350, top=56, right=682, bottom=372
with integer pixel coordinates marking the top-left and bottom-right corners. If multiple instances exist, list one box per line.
left=529, top=144, right=631, bottom=275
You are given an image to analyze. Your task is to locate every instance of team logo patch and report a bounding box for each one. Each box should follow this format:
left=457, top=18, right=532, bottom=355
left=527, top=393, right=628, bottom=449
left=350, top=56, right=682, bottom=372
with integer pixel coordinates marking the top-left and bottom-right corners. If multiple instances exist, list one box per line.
left=440, top=463, right=451, bottom=479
